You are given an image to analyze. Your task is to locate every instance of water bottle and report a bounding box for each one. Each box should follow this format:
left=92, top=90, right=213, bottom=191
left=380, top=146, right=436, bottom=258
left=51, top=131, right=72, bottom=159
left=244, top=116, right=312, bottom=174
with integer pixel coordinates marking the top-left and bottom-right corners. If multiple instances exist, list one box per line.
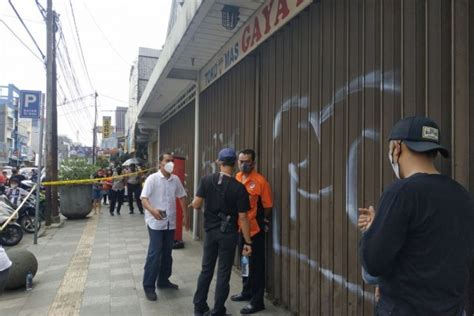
left=26, top=271, right=33, bottom=291
left=241, top=255, right=249, bottom=277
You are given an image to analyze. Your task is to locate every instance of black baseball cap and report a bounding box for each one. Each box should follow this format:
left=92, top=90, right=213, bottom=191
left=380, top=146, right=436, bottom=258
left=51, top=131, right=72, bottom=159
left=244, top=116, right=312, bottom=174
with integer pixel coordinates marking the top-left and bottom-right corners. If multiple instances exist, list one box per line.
left=388, top=116, right=449, bottom=158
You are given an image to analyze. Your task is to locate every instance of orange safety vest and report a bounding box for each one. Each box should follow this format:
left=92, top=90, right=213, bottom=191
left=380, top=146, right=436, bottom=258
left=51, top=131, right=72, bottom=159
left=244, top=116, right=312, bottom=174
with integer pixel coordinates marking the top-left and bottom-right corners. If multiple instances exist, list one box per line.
left=236, top=170, right=273, bottom=237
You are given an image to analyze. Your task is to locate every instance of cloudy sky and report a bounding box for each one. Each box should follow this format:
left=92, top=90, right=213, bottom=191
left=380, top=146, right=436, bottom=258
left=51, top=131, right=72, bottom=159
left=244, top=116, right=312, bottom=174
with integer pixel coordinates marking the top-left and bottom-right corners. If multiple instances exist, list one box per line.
left=0, top=0, right=172, bottom=145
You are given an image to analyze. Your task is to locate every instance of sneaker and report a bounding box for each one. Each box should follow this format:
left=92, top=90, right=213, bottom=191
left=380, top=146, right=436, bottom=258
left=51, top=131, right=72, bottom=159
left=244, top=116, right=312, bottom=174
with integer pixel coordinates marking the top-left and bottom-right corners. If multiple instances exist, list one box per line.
left=145, top=291, right=157, bottom=301
left=129, top=210, right=134, bottom=214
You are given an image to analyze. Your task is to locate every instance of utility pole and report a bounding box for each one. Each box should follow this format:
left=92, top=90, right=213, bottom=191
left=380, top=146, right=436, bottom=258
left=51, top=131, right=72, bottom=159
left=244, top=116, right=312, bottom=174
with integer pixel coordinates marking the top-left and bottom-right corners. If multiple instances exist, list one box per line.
left=45, top=0, right=59, bottom=225
left=14, top=98, right=19, bottom=168
left=92, top=91, right=98, bottom=164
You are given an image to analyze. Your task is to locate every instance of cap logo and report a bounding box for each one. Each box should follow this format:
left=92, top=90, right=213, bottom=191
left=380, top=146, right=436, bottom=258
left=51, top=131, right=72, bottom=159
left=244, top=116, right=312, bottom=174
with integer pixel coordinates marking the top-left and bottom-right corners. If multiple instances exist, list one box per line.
left=422, top=126, right=439, bottom=141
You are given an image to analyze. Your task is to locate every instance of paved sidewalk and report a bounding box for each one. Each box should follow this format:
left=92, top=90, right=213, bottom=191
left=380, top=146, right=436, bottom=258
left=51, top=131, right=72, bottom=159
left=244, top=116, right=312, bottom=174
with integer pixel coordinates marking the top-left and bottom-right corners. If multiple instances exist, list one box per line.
left=0, top=205, right=290, bottom=316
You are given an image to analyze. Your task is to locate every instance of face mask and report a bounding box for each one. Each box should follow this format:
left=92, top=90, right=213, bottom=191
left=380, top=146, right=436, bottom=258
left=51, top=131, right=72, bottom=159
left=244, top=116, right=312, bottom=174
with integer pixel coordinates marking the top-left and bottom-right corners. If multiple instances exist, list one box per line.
left=239, top=163, right=253, bottom=173
left=11, top=184, right=17, bottom=189
left=164, top=161, right=174, bottom=174
left=388, top=150, right=400, bottom=179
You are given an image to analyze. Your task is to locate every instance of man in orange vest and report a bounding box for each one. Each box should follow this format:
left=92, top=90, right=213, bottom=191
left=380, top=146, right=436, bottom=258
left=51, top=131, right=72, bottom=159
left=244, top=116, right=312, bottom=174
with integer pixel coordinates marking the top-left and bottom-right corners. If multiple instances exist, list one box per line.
left=231, top=149, right=273, bottom=314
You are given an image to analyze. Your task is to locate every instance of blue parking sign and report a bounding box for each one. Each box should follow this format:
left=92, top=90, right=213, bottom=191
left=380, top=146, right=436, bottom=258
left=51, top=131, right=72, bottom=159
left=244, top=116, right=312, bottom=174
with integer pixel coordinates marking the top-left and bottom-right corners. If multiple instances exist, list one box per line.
left=20, top=90, right=42, bottom=119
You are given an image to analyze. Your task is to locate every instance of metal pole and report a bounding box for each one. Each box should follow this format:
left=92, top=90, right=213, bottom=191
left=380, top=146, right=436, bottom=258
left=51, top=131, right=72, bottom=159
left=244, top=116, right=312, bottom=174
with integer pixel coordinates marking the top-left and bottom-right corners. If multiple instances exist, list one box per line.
left=92, top=91, right=98, bottom=164
left=192, top=80, right=200, bottom=240
left=34, top=94, right=45, bottom=244
left=14, top=98, right=19, bottom=168
left=50, top=9, right=59, bottom=222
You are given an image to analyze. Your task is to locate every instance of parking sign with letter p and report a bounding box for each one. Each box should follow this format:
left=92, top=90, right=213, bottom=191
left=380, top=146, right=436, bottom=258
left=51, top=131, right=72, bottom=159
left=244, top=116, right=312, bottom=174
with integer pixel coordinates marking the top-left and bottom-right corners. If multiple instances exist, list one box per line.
left=19, top=90, right=42, bottom=119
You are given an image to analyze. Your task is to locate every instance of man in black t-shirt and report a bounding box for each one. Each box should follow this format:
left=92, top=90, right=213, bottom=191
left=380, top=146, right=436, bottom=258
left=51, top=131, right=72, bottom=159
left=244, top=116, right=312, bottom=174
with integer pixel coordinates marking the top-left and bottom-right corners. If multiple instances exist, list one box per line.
left=190, top=148, right=253, bottom=316
left=359, top=116, right=474, bottom=315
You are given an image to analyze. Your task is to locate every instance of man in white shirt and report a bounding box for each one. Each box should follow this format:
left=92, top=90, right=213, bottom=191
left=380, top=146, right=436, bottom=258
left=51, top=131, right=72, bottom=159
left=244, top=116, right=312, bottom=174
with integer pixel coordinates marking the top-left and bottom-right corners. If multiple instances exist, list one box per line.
left=141, top=153, right=187, bottom=301
left=0, top=245, right=11, bottom=295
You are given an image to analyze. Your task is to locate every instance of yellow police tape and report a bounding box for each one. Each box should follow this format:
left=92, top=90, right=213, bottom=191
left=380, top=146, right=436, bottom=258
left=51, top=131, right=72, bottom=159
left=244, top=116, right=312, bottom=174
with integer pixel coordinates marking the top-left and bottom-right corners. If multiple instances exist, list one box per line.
left=41, top=168, right=156, bottom=186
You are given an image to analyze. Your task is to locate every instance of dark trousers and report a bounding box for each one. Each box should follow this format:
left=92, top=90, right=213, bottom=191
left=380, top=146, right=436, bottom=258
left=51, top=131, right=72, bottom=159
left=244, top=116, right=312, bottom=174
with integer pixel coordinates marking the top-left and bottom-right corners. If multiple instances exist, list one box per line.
left=194, top=228, right=238, bottom=316
left=0, top=268, right=10, bottom=295
left=143, top=228, right=175, bottom=292
left=103, top=193, right=107, bottom=204
left=109, top=189, right=124, bottom=214
left=127, top=183, right=143, bottom=212
left=238, top=230, right=266, bottom=307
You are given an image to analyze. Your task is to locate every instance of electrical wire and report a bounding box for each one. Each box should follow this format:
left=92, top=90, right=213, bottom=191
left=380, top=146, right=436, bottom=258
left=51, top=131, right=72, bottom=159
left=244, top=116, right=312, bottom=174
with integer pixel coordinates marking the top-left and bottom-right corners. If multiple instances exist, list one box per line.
left=8, top=0, right=45, bottom=59
left=57, top=83, right=89, bottom=142
left=56, top=44, right=92, bottom=141
left=0, top=13, right=43, bottom=24
left=58, top=104, right=94, bottom=117
left=100, top=94, right=128, bottom=104
left=56, top=22, right=94, bottom=122
left=68, top=0, right=94, bottom=89
left=82, top=3, right=129, bottom=65
left=0, top=19, right=44, bottom=64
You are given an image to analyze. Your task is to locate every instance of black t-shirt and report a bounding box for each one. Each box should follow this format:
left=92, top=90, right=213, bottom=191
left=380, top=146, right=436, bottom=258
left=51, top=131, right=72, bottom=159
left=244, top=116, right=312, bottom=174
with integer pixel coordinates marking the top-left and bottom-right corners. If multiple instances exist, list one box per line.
left=360, top=173, right=474, bottom=315
left=196, top=173, right=250, bottom=232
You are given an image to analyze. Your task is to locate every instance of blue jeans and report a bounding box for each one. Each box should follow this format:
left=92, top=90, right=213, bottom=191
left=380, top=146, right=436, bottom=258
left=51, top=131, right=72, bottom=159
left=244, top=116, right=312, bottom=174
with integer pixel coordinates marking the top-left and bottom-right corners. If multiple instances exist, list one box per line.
left=143, top=227, right=175, bottom=292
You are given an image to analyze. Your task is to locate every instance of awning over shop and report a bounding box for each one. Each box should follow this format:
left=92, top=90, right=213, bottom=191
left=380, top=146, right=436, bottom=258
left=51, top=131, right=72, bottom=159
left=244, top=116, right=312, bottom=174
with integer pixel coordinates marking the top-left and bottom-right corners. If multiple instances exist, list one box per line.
left=137, top=0, right=267, bottom=120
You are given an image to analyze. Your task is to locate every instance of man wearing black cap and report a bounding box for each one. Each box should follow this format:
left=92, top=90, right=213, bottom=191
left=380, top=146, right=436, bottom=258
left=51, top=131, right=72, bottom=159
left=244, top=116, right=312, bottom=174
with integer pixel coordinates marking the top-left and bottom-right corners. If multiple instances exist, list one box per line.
left=359, top=116, right=474, bottom=315
left=190, top=148, right=253, bottom=316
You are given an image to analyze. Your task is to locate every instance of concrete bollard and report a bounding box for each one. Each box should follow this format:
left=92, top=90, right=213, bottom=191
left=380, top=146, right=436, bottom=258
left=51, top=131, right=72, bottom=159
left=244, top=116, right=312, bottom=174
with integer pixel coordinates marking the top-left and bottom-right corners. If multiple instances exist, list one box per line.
left=5, top=249, right=38, bottom=290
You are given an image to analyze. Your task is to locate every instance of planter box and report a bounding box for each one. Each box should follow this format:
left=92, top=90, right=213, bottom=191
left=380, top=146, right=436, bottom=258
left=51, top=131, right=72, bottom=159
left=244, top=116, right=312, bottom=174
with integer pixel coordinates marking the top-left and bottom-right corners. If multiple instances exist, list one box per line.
left=59, top=185, right=92, bottom=219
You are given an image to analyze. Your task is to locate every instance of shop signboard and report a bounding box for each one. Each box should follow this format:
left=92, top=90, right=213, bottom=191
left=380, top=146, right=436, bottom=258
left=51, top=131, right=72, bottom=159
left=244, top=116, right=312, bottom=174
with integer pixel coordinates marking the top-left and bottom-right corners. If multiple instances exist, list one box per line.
left=102, top=116, right=112, bottom=138
left=201, top=0, right=313, bottom=90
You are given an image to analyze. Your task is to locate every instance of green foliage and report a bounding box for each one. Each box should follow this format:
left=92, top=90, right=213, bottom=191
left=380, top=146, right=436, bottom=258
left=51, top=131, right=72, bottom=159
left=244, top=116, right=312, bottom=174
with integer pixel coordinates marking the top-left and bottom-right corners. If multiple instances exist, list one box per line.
left=95, top=156, right=109, bottom=169
left=59, top=158, right=97, bottom=181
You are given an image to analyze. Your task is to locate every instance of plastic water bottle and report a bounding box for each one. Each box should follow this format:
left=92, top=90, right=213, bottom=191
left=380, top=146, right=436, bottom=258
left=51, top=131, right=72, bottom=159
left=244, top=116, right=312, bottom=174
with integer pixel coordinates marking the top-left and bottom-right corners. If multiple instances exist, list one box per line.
left=26, top=271, right=33, bottom=291
left=241, top=255, right=249, bottom=277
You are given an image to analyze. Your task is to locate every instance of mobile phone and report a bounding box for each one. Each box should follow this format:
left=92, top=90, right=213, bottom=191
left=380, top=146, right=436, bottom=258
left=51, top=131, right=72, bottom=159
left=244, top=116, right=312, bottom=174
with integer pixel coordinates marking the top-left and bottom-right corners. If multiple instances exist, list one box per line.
left=159, top=210, right=167, bottom=219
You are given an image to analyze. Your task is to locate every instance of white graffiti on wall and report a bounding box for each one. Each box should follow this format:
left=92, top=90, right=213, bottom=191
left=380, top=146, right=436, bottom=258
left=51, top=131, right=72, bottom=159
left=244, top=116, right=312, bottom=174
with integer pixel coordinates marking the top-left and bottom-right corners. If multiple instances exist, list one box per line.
left=346, top=129, right=379, bottom=226
left=272, top=70, right=399, bottom=301
left=201, top=129, right=239, bottom=174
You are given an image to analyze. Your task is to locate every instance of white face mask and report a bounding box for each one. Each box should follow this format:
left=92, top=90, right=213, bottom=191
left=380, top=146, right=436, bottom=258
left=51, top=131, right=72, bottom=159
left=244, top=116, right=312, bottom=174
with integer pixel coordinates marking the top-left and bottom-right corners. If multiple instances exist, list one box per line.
left=388, top=150, right=400, bottom=179
left=164, top=161, right=174, bottom=174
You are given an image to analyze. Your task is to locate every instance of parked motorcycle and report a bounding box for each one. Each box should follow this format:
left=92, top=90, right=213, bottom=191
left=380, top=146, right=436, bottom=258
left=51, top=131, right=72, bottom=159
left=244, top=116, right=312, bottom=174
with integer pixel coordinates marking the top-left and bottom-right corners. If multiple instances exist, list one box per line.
left=18, top=202, right=42, bottom=234
left=0, top=196, right=23, bottom=246
left=16, top=181, right=45, bottom=233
